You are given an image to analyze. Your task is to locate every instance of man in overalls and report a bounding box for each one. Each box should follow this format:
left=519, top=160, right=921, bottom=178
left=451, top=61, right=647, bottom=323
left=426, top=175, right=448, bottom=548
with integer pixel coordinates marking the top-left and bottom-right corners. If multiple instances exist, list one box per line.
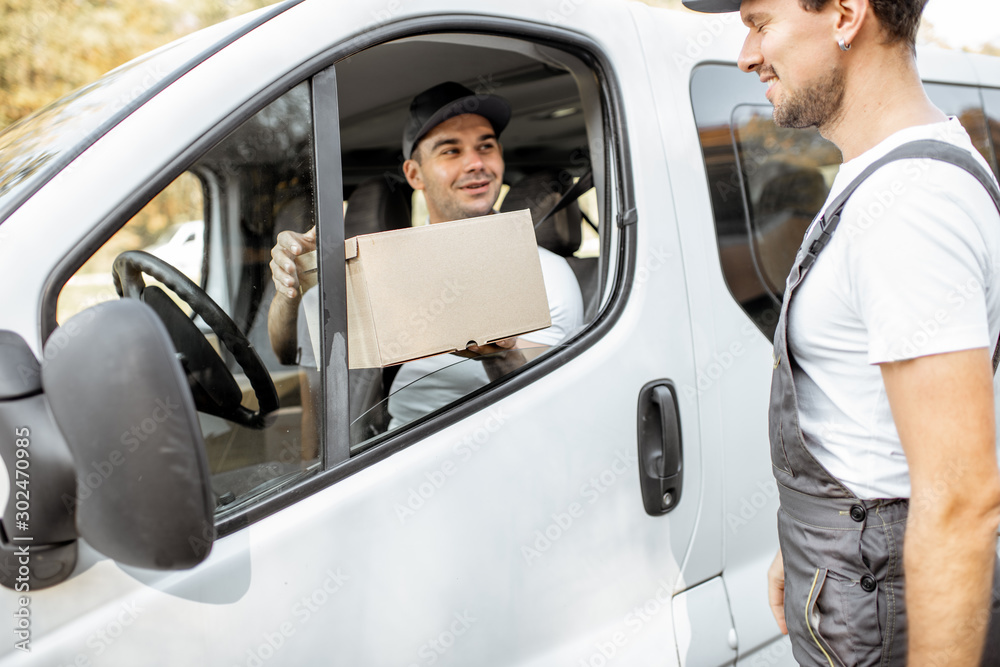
left=684, top=0, right=1000, bottom=664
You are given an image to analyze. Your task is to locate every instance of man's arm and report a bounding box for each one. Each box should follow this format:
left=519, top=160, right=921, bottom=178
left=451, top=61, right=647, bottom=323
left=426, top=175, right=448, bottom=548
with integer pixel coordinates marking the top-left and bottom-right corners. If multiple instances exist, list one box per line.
left=881, top=347, right=1000, bottom=666
left=462, top=337, right=529, bottom=382
left=267, top=227, right=316, bottom=364
left=268, top=291, right=301, bottom=365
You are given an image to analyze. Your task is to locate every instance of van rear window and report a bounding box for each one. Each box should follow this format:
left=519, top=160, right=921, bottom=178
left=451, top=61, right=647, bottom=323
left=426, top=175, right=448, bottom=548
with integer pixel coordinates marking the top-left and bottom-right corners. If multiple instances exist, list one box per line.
left=691, top=64, right=841, bottom=338
left=692, top=65, right=1000, bottom=339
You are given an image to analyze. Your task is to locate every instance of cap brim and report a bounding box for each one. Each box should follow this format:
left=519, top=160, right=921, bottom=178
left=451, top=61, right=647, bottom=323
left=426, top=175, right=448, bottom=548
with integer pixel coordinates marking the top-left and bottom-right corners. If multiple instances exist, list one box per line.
left=681, top=0, right=742, bottom=12
left=405, top=94, right=511, bottom=159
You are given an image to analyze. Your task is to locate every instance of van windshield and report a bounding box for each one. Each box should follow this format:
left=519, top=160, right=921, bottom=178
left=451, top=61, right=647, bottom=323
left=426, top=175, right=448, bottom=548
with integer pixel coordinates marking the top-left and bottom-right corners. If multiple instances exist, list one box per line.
left=0, top=9, right=271, bottom=223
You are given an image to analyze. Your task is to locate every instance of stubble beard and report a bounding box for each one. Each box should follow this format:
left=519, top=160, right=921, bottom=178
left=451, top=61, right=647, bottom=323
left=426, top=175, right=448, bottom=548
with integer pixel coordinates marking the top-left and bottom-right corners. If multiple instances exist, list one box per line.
left=429, top=174, right=498, bottom=222
left=772, top=65, right=846, bottom=131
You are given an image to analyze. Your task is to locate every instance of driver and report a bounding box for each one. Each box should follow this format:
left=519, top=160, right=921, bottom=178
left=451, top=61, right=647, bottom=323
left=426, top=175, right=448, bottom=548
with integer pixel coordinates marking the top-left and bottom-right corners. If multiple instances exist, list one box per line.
left=267, top=81, right=584, bottom=432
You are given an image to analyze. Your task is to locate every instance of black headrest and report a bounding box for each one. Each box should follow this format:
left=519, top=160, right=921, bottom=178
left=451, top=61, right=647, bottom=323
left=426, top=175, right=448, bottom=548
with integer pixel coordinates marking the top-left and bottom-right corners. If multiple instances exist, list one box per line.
left=345, top=177, right=412, bottom=238
left=756, top=165, right=828, bottom=218
left=500, top=170, right=582, bottom=257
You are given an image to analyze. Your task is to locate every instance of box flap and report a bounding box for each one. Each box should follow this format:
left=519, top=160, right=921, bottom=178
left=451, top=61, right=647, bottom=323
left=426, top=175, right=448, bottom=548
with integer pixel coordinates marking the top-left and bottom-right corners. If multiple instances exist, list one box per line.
left=344, top=237, right=359, bottom=260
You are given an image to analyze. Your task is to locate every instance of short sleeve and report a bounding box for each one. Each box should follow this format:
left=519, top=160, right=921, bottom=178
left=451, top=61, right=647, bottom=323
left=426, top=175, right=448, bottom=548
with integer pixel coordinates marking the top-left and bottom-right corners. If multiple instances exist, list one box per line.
left=846, top=165, right=993, bottom=364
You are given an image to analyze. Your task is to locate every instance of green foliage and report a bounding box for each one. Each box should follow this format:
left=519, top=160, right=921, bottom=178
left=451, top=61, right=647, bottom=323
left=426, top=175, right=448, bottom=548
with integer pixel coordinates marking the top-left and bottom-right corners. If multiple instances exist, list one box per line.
left=0, top=0, right=275, bottom=130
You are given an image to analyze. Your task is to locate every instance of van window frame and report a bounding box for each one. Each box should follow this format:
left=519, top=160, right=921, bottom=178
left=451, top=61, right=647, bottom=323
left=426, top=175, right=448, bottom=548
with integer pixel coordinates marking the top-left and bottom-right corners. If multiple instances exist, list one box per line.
left=38, top=16, right=638, bottom=538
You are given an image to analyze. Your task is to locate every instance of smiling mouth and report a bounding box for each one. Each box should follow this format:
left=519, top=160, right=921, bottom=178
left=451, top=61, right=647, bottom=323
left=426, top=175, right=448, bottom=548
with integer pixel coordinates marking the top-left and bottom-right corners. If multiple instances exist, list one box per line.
left=763, top=77, right=778, bottom=101
left=459, top=180, right=491, bottom=194
left=759, top=67, right=778, bottom=97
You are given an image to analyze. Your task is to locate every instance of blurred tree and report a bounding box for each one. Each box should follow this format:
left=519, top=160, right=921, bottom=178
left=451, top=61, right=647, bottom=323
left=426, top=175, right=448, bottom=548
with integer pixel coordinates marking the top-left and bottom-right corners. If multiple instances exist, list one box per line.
left=0, top=0, right=274, bottom=130
left=0, top=0, right=993, bottom=132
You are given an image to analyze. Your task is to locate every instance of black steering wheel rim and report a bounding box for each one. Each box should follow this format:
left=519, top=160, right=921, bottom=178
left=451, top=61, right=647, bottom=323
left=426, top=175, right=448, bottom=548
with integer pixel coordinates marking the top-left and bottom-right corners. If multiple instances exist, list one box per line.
left=112, top=250, right=278, bottom=429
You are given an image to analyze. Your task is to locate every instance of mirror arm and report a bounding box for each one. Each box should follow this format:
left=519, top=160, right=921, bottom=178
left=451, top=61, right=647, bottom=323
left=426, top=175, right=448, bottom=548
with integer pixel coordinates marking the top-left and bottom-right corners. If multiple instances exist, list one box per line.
left=0, top=332, right=78, bottom=591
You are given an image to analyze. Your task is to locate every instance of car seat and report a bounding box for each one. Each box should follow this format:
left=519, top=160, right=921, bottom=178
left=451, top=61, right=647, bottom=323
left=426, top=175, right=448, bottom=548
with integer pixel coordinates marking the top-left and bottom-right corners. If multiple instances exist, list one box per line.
left=500, top=170, right=600, bottom=321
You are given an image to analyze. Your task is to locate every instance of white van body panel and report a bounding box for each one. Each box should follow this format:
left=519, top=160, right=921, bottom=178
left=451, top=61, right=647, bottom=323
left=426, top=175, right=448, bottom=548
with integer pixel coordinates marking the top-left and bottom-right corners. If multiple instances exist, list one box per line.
left=0, top=1, right=996, bottom=666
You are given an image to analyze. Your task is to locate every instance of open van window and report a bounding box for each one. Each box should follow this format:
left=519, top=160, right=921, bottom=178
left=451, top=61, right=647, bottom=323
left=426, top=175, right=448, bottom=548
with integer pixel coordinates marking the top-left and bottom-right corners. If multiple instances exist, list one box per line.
left=333, top=34, right=608, bottom=449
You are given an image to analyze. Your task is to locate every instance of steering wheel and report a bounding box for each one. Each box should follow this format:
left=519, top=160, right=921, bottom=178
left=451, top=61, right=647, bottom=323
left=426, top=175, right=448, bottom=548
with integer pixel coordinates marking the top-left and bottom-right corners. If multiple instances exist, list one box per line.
left=112, top=250, right=278, bottom=429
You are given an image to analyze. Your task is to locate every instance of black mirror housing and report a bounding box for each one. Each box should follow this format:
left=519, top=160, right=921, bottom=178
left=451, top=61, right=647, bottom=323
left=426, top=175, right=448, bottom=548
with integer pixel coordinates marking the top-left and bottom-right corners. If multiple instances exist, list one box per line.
left=39, top=301, right=215, bottom=570
left=0, top=332, right=78, bottom=590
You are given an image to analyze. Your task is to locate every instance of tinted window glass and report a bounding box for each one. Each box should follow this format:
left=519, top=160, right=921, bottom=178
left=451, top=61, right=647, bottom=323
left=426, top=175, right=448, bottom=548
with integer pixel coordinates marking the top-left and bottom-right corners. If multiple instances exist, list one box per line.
left=693, top=69, right=998, bottom=339
left=981, top=87, right=1000, bottom=179
left=57, top=81, right=322, bottom=517
left=692, top=64, right=841, bottom=338
left=925, top=83, right=997, bottom=177
left=57, top=174, right=205, bottom=322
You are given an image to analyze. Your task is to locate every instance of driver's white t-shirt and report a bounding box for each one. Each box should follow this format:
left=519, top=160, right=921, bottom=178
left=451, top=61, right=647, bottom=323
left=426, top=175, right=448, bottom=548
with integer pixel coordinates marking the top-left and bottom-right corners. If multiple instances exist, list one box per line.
left=788, top=118, right=1000, bottom=499
left=387, top=246, right=583, bottom=430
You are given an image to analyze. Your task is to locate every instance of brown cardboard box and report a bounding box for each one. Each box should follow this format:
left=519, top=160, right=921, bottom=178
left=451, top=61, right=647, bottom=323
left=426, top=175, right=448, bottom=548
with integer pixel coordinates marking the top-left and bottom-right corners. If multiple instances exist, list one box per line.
left=343, top=209, right=551, bottom=368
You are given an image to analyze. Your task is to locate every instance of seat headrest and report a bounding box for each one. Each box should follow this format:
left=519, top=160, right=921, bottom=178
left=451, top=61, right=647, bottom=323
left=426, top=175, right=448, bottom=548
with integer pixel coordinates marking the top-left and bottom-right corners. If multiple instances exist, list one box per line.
left=756, top=165, right=827, bottom=218
left=345, top=177, right=412, bottom=238
left=500, top=170, right=582, bottom=257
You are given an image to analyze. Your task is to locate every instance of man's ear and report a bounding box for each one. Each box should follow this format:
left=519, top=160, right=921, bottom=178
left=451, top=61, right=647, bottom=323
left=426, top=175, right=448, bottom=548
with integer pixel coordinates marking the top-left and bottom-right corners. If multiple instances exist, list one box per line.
left=402, top=158, right=424, bottom=191
left=832, top=0, right=868, bottom=49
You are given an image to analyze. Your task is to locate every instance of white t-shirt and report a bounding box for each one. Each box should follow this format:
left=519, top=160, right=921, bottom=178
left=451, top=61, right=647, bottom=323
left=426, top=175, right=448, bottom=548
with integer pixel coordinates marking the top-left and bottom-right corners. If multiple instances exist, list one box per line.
left=387, top=246, right=584, bottom=429
left=788, top=118, right=1000, bottom=499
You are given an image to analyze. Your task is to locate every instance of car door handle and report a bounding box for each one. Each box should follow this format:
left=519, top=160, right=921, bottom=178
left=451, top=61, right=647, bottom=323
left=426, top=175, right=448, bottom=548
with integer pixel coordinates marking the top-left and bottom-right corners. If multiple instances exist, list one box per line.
left=636, top=380, right=683, bottom=516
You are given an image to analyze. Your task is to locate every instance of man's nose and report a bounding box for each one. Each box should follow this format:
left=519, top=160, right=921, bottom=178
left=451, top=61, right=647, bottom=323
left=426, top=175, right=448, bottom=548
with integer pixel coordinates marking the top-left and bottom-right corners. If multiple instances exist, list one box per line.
left=463, top=151, right=484, bottom=172
left=738, top=33, right=762, bottom=73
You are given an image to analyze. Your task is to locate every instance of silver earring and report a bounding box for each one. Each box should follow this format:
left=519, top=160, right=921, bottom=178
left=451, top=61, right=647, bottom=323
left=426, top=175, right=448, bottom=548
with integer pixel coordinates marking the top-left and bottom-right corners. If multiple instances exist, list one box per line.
left=838, top=38, right=852, bottom=51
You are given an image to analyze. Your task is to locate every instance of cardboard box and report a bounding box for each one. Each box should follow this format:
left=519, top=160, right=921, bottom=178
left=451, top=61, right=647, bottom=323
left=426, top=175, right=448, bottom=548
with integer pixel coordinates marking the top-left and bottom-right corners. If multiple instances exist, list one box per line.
left=343, top=209, right=551, bottom=368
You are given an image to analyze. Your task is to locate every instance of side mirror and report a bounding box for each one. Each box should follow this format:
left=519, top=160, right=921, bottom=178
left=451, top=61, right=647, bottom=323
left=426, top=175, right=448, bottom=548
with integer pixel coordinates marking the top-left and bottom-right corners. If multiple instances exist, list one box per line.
left=0, top=300, right=215, bottom=589
left=43, top=301, right=215, bottom=570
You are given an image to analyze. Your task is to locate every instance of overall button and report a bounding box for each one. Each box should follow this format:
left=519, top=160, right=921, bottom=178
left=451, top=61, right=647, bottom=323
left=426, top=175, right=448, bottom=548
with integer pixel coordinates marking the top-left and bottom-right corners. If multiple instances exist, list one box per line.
left=860, top=575, right=877, bottom=592
left=850, top=505, right=867, bottom=522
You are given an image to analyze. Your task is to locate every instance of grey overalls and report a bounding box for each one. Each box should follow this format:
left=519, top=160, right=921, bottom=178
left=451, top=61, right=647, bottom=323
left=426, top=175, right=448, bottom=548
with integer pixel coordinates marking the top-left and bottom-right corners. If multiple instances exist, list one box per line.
left=769, top=140, right=1000, bottom=667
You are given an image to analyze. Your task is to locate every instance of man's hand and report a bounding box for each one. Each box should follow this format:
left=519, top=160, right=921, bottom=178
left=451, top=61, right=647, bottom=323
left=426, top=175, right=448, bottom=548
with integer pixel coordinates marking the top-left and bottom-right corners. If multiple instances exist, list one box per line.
left=270, top=227, right=317, bottom=300
left=768, top=548, right=788, bottom=635
left=881, top=348, right=1000, bottom=666
left=459, top=336, right=519, bottom=357
left=456, top=337, right=526, bottom=382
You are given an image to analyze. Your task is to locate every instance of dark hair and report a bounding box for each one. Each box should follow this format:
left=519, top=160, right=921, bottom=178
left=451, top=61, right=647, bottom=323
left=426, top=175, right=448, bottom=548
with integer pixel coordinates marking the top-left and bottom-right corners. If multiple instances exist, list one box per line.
left=800, top=0, right=928, bottom=51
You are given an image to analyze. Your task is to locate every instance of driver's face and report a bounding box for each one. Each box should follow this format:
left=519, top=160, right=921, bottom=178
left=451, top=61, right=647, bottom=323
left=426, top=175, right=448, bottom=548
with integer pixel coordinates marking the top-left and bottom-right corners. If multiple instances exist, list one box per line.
left=403, top=114, right=504, bottom=223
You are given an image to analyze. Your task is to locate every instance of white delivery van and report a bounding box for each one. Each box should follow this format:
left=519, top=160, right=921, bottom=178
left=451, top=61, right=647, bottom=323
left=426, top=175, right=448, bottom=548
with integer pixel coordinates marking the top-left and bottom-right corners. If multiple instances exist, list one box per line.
left=0, top=1, right=997, bottom=665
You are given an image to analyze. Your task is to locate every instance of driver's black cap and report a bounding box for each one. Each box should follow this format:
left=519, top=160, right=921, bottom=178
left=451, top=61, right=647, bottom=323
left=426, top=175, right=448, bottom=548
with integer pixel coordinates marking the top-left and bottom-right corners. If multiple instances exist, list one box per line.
left=682, top=0, right=742, bottom=12
left=402, top=82, right=512, bottom=160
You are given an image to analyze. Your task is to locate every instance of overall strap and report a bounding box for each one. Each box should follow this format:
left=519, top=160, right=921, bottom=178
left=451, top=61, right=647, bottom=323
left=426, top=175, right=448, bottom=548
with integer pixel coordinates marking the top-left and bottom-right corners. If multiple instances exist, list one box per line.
left=798, top=139, right=1000, bottom=371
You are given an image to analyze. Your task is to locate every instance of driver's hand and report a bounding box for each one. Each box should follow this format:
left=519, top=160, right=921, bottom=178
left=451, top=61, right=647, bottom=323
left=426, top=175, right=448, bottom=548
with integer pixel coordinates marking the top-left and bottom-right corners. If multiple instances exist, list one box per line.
left=456, top=337, right=519, bottom=358
left=270, top=226, right=317, bottom=300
